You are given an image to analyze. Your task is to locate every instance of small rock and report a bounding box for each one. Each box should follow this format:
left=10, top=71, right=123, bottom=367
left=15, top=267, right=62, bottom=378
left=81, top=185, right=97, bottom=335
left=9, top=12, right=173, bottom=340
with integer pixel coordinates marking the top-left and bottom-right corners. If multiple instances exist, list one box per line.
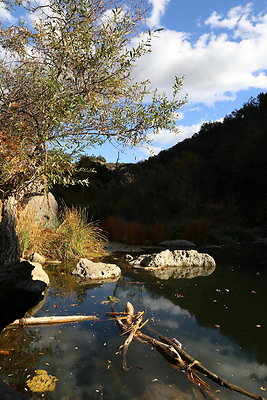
left=30, top=261, right=50, bottom=286
left=29, top=252, right=46, bottom=264
left=159, top=240, right=196, bottom=248
left=72, top=258, right=121, bottom=282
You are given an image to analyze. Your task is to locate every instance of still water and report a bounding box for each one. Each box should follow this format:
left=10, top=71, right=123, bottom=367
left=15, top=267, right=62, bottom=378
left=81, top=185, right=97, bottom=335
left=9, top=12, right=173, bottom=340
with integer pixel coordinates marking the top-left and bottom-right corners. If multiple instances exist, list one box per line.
left=0, top=250, right=267, bottom=400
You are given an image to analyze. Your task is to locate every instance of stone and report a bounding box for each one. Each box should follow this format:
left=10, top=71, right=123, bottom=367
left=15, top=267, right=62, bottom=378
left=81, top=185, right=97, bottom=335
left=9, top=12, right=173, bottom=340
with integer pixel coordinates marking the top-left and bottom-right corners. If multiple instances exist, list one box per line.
left=0, top=260, right=49, bottom=330
left=129, top=249, right=216, bottom=280
left=29, top=252, right=46, bottom=264
left=159, top=239, right=196, bottom=248
left=23, top=192, right=58, bottom=228
left=30, top=261, right=50, bottom=286
left=72, top=258, right=121, bottom=282
left=12, top=261, right=49, bottom=294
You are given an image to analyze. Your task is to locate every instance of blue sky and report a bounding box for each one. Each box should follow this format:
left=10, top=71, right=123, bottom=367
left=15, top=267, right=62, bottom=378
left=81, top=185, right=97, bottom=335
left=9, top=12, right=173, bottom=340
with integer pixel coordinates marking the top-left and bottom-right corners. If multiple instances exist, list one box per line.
left=95, top=0, right=267, bottom=162
left=1, top=0, right=267, bottom=163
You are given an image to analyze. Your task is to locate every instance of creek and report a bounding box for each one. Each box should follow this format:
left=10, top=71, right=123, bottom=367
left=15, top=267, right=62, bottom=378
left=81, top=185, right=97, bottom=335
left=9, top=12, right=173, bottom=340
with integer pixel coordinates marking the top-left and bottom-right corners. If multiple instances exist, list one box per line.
left=0, top=245, right=267, bottom=400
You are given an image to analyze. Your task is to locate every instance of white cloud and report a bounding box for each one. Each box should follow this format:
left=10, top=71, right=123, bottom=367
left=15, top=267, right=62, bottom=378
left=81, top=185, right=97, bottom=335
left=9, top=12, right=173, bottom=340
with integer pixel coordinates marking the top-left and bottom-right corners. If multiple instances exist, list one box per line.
left=0, top=1, right=16, bottom=23
left=148, top=122, right=203, bottom=147
left=143, top=295, right=190, bottom=316
left=133, top=3, right=267, bottom=106
left=205, top=3, right=253, bottom=30
left=140, top=143, right=163, bottom=158
left=23, top=0, right=59, bottom=26
left=146, top=0, right=171, bottom=28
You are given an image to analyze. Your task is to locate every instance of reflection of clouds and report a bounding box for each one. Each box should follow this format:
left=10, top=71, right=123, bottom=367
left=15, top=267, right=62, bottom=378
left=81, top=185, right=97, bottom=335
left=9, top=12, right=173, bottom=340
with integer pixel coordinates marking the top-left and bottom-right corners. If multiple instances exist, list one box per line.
left=23, top=278, right=267, bottom=399
left=184, top=334, right=267, bottom=395
left=158, top=318, right=180, bottom=329
left=33, top=324, right=98, bottom=398
left=143, top=295, right=190, bottom=317
left=142, top=292, right=267, bottom=396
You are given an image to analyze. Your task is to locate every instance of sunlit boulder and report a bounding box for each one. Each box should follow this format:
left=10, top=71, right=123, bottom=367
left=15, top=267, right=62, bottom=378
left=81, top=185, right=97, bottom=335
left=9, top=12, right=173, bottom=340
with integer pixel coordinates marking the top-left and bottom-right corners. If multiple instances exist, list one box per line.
left=72, top=258, right=121, bottom=282
left=129, top=249, right=216, bottom=280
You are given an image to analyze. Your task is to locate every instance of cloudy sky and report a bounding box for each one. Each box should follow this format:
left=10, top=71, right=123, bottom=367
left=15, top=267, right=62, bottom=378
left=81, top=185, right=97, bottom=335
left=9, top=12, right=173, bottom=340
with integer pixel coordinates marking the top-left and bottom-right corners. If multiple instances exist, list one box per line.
left=102, top=0, right=267, bottom=162
left=1, top=0, right=267, bottom=162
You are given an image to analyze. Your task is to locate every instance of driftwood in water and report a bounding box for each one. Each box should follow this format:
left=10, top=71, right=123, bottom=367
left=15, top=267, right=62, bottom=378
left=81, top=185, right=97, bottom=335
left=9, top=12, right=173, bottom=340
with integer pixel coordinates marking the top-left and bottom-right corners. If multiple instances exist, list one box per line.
left=108, top=305, right=210, bottom=391
left=159, top=335, right=266, bottom=400
left=108, top=302, right=266, bottom=400
left=7, top=315, right=99, bottom=327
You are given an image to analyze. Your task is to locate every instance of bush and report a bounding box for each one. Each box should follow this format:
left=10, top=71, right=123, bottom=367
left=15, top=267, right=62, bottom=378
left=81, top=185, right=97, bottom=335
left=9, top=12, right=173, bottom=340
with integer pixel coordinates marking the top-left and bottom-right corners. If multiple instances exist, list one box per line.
left=184, top=218, right=208, bottom=245
left=102, top=216, right=172, bottom=245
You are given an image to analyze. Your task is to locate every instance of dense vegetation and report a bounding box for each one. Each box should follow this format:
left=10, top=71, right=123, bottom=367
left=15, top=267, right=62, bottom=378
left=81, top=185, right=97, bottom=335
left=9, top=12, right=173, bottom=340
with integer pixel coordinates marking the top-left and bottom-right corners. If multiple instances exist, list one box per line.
left=53, top=92, right=267, bottom=244
left=0, top=0, right=184, bottom=265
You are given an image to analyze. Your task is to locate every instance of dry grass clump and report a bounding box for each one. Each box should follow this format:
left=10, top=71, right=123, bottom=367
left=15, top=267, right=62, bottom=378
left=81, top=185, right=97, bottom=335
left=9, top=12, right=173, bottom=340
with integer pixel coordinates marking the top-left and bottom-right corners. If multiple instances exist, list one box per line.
left=17, top=207, right=107, bottom=260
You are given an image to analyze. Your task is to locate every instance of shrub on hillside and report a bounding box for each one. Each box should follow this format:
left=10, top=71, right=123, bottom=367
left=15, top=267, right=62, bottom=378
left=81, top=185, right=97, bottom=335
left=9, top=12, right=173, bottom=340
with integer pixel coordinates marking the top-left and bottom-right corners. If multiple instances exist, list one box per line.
left=102, top=216, right=172, bottom=245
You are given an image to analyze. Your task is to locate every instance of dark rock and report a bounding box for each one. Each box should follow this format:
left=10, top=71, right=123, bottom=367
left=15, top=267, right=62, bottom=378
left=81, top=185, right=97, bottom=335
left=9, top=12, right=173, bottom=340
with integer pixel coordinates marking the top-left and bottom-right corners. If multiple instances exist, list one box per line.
left=0, top=261, right=49, bottom=330
left=159, top=239, right=196, bottom=248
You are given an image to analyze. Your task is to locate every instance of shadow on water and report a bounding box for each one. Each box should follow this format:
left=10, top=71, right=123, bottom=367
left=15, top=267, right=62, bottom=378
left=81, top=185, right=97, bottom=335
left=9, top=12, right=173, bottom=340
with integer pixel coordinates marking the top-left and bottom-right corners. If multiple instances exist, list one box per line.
left=0, top=244, right=267, bottom=399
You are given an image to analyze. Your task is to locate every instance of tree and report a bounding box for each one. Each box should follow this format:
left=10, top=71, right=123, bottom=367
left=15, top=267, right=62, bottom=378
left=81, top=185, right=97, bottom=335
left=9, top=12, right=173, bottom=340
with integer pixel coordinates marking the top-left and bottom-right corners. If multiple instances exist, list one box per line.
left=0, top=0, right=185, bottom=266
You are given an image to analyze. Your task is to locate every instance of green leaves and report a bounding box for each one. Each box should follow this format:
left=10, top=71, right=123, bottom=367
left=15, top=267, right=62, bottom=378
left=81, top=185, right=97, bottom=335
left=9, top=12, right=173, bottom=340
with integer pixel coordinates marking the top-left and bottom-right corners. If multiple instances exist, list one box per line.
left=0, top=0, right=185, bottom=198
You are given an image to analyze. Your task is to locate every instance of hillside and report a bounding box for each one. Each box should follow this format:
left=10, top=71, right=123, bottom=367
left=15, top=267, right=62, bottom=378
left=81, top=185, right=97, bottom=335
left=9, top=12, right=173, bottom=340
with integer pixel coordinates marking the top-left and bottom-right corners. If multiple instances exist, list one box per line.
left=53, top=92, right=267, bottom=243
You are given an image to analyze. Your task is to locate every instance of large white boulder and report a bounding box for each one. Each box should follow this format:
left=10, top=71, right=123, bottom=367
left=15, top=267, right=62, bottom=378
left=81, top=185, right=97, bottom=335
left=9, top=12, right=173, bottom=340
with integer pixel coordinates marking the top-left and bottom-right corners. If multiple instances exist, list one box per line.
left=129, top=249, right=216, bottom=280
left=23, top=192, right=58, bottom=228
left=72, top=258, right=121, bottom=282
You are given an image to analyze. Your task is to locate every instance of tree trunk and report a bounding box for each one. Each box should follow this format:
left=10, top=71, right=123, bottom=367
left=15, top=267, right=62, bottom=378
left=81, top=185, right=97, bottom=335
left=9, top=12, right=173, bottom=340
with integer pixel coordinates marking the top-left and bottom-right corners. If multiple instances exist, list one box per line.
left=0, top=195, right=21, bottom=267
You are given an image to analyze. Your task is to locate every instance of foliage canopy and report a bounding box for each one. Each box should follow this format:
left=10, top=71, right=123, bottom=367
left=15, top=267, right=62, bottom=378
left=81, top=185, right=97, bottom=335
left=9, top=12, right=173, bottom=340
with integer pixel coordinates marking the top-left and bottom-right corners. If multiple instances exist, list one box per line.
left=0, top=0, right=185, bottom=199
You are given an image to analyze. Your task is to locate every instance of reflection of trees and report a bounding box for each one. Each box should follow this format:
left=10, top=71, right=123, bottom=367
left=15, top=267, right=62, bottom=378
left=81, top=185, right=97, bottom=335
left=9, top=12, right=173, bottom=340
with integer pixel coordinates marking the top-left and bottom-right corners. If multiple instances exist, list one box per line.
left=113, top=278, right=145, bottom=307
left=45, top=264, right=102, bottom=302
left=0, top=327, right=51, bottom=394
left=138, top=265, right=267, bottom=366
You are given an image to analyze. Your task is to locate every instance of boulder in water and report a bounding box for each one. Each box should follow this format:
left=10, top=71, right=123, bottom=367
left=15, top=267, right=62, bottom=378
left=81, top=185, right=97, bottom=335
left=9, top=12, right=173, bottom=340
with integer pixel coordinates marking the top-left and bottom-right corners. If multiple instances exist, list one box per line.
left=129, top=249, right=216, bottom=279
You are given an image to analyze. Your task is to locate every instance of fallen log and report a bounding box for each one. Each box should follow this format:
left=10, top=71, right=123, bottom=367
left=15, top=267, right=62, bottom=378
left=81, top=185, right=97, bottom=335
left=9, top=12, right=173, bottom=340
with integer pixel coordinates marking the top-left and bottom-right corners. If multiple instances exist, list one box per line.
left=6, top=315, right=99, bottom=327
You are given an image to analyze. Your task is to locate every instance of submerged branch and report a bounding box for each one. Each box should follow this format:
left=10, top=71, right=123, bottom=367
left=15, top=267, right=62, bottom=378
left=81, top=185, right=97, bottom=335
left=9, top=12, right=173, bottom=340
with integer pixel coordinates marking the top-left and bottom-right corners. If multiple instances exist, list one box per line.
left=159, top=335, right=266, bottom=400
left=108, top=302, right=267, bottom=400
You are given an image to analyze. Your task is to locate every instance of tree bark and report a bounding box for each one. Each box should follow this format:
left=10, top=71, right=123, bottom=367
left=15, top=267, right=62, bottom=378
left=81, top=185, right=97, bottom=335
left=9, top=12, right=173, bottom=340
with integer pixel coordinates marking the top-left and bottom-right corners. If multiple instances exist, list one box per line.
left=0, top=195, right=21, bottom=267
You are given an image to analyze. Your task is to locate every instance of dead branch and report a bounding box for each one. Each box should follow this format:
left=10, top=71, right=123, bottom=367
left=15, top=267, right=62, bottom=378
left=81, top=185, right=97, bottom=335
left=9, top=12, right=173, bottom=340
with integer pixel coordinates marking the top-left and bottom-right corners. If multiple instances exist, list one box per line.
left=159, top=336, right=266, bottom=400
left=107, top=302, right=267, bottom=400
left=6, top=315, right=99, bottom=327
left=121, top=313, right=144, bottom=371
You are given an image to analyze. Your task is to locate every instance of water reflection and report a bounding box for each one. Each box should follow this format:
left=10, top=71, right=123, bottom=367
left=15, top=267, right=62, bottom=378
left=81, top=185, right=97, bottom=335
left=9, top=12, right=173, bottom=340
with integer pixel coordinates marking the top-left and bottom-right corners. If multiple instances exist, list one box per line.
left=0, top=261, right=266, bottom=399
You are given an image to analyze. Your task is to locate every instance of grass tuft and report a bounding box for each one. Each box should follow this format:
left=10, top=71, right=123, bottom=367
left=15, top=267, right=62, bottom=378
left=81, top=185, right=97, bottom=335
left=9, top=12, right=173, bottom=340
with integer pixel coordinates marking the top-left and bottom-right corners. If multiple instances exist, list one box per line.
left=17, top=206, right=107, bottom=260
